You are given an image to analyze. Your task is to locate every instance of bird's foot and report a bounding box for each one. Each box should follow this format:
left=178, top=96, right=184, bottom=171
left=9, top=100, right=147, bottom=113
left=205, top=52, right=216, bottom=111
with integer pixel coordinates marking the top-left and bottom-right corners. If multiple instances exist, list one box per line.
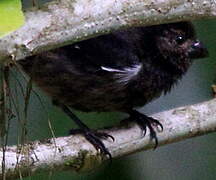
left=128, top=110, right=163, bottom=149
left=56, top=103, right=114, bottom=159
left=69, top=129, right=114, bottom=159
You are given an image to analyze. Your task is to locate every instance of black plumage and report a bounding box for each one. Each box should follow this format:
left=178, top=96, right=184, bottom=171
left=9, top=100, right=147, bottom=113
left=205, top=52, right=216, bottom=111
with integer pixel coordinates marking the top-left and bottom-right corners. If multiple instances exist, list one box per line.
left=19, top=22, right=208, bottom=157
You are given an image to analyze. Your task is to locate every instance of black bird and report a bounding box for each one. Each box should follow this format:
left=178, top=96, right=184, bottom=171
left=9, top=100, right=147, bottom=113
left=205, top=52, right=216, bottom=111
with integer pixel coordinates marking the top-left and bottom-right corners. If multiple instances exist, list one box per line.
left=18, top=21, right=208, bottom=158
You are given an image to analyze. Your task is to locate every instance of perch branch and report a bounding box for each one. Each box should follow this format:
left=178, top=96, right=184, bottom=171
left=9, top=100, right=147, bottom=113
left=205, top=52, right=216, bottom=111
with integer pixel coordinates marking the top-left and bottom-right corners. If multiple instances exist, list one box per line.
left=1, top=98, right=216, bottom=179
left=0, top=0, right=215, bottom=62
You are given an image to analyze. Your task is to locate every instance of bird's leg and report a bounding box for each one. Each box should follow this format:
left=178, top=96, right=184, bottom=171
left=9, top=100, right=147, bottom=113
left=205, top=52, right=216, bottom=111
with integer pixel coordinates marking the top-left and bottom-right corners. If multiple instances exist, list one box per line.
left=128, top=110, right=163, bottom=149
left=53, top=100, right=113, bottom=159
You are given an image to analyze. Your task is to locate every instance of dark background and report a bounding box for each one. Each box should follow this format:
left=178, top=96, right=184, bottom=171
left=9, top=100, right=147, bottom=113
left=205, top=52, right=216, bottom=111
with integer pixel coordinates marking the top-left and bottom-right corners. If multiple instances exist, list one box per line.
left=10, top=0, right=216, bottom=179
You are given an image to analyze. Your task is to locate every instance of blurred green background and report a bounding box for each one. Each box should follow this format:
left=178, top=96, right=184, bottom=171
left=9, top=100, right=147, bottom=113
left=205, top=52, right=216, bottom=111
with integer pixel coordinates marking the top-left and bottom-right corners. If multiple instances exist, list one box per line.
left=9, top=0, right=216, bottom=179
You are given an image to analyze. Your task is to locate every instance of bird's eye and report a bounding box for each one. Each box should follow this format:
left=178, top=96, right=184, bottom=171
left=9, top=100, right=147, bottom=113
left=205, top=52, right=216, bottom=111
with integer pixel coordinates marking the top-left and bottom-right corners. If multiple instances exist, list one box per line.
left=176, top=36, right=185, bottom=45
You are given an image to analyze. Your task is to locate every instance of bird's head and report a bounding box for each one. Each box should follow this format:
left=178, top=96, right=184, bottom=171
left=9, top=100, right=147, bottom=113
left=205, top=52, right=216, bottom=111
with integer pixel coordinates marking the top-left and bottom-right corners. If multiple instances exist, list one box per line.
left=144, top=22, right=208, bottom=74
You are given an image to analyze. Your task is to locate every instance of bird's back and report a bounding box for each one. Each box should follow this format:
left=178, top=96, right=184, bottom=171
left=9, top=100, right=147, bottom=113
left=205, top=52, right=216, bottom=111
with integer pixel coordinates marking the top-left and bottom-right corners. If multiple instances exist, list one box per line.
left=18, top=26, right=189, bottom=112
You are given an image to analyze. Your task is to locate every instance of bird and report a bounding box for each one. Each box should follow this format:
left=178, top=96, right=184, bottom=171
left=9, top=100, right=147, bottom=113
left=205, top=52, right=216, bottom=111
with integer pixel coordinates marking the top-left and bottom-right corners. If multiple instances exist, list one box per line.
left=18, top=21, right=208, bottom=158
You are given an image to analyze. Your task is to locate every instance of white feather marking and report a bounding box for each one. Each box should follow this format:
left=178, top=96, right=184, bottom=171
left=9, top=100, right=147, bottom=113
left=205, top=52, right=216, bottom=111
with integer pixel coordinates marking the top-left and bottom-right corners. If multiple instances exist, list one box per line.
left=101, top=64, right=142, bottom=84
left=101, top=66, right=125, bottom=73
left=74, top=45, right=81, bottom=49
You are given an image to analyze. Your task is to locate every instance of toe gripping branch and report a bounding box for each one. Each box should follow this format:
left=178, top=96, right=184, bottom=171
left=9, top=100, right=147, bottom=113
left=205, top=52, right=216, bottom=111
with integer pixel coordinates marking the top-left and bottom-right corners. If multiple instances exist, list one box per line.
left=128, top=110, right=163, bottom=149
left=56, top=102, right=114, bottom=159
left=69, top=129, right=114, bottom=159
left=54, top=99, right=163, bottom=159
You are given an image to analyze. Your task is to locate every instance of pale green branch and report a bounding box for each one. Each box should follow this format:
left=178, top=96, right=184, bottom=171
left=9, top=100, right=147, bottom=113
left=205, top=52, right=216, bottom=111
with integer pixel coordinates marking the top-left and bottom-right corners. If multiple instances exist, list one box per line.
left=1, top=99, right=216, bottom=179
left=0, top=0, right=215, bottom=62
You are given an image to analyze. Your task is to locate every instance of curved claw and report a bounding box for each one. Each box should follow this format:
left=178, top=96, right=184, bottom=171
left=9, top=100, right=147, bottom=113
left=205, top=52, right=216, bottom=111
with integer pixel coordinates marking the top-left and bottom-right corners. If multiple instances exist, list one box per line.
left=69, top=129, right=113, bottom=159
left=138, top=124, right=147, bottom=137
left=148, top=128, right=158, bottom=150
left=96, top=132, right=115, bottom=142
left=85, top=131, right=112, bottom=159
left=153, top=136, right=158, bottom=150
left=128, top=110, right=163, bottom=149
left=151, top=119, right=163, bottom=132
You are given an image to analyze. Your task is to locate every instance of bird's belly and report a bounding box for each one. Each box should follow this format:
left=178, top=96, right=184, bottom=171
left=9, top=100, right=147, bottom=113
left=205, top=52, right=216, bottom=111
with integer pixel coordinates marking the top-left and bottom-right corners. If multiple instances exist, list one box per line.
left=33, top=73, right=163, bottom=112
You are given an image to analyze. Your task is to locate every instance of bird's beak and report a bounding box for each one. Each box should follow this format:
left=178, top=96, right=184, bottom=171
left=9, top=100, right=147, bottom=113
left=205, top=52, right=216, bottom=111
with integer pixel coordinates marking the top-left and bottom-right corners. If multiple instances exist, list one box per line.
left=188, top=40, right=209, bottom=59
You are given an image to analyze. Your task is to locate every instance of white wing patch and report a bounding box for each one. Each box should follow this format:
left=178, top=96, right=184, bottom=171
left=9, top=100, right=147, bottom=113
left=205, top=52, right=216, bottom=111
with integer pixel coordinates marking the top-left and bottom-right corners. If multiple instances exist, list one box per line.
left=101, top=64, right=142, bottom=84
left=101, top=66, right=125, bottom=73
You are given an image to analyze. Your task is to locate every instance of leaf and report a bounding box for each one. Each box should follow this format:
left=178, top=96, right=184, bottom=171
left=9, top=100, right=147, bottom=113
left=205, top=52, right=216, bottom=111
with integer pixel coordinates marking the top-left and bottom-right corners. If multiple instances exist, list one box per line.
left=0, top=0, right=24, bottom=38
